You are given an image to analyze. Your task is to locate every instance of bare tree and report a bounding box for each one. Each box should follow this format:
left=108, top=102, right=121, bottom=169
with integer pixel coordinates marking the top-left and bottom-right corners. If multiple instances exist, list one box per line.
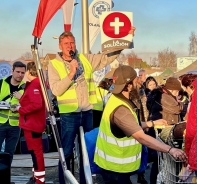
left=127, top=50, right=138, bottom=58
left=158, top=48, right=177, bottom=68
left=189, top=32, right=197, bottom=56
left=21, top=52, right=33, bottom=60
left=150, top=57, right=158, bottom=67
left=116, top=50, right=130, bottom=64
left=127, top=51, right=140, bottom=68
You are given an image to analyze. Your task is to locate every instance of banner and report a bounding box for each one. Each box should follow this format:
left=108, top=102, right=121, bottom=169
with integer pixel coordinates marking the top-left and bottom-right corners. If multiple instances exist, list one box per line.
left=32, top=0, right=66, bottom=38
left=100, top=11, right=133, bottom=52
left=62, top=0, right=75, bottom=31
left=0, top=62, right=11, bottom=79
left=89, top=0, right=112, bottom=49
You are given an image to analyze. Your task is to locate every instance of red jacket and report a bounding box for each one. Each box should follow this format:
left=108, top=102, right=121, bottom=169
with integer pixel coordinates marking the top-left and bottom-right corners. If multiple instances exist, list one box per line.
left=185, top=79, right=197, bottom=170
left=19, top=77, right=46, bottom=133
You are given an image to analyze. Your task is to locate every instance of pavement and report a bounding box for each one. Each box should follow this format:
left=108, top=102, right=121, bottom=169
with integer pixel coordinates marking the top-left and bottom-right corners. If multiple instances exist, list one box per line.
left=10, top=152, right=151, bottom=184
left=11, top=152, right=59, bottom=184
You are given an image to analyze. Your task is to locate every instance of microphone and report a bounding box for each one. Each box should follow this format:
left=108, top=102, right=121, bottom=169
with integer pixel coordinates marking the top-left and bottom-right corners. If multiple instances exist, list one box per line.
left=69, top=50, right=75, bottom=60
left=69, top=50, right=77, bottom=71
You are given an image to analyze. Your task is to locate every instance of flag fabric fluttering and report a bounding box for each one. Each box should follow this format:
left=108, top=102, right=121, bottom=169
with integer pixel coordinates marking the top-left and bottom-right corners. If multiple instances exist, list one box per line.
left=62, top=0, right=75, bottom=31
left=88, top=0, right=112, bottom=49
left=32, top=0, right=66, bottom=38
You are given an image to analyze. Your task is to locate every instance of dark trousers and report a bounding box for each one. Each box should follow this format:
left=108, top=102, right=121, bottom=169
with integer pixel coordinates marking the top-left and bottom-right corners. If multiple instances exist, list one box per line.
left=150, top=159, right=158, bottom=184
left=146, top=127, right=158, bottom=184
left=92, top=110, right=103, bottom=128
left=101, top=168, right=133, bottom=184
left=0, top=121, right=20, bottom=164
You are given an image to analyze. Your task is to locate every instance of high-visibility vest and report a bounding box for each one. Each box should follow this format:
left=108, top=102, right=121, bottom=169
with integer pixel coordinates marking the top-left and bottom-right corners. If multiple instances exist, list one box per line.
left=94, top=94, right=142, bottom=173
left=50, top=54, right=97, bottom=113
left=0, top=79, right=24, bottom=126
left=93, top=87, right=108, bottom=111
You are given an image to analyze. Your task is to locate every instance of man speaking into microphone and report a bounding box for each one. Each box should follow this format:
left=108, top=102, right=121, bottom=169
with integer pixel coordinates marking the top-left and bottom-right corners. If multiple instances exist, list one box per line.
left=47, top=29, right=135, bottom=184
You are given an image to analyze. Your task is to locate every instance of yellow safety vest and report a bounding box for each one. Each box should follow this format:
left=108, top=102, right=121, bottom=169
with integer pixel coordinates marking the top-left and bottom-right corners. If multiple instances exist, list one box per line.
left=50, top=54, right=97, bottom=113
left=94, top=94, right=142, bottom=173
left=93, top=87, right=108, bottom=111
left=0, top=78, right=24, bottom=126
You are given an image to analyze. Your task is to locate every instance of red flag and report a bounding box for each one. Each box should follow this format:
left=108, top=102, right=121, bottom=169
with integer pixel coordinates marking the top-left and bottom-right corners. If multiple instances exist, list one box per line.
left=32, top=0, right=66, bottom=38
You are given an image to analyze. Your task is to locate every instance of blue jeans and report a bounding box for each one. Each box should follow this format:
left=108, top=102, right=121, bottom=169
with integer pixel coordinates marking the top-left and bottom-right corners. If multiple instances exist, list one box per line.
left=58, top=110, right=93, bottom=184
left=0, top=121, right=21, bottom=164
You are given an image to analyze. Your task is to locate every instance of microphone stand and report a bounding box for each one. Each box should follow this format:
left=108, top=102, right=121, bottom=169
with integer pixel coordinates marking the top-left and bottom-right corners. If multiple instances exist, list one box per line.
left=31, top=37, right=78, bottom=184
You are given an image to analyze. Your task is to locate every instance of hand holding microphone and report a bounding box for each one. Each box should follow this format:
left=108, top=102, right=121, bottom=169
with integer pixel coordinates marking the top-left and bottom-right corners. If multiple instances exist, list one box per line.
left=68, top=50, right=78, bottom=80
left=69, top=50, right=75, bottom=60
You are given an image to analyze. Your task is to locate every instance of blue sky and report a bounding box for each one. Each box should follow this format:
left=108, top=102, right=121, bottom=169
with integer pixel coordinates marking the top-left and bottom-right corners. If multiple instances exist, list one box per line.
left=0, top=0, right=197, bottom=61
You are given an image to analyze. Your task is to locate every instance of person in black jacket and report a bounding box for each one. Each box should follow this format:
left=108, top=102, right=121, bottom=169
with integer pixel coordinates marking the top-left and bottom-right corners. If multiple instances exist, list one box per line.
left=146, top=77, right=182, bottom=184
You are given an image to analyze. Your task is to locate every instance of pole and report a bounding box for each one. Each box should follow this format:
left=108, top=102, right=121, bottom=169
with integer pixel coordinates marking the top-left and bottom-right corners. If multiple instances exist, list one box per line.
left=31, top=37, right=78, bottom=184
left=81, top=0, right=90, bottom=54
left=80, top=1, right=93, bottom=183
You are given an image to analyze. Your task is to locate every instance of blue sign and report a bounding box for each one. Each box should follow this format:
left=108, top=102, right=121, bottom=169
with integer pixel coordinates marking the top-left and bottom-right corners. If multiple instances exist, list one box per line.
left=0, top=62, right=11, bottom=79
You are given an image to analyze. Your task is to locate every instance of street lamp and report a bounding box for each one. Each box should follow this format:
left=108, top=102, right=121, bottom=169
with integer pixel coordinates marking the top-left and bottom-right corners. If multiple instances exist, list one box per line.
left=53, top=36, right=58, bottom=39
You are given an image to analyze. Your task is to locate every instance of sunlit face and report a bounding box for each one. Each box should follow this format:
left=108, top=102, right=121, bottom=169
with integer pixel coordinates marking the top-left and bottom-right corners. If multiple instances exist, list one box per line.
left=147, top=80, right=157, bottom=91
left=132, top=77, right=138, bottom=89
left=139, top=72, right=146, bottom=82
left=59, top=36, right=76, bottom=58
left=181, top=85, right=186, bottom=92
left=171, top=90, right=179, bottom=97
left=12, top=67, right=25, bottom=83
left=126, top=78, right=138, bottom=93
left=184, top=86, right=193, bottom=96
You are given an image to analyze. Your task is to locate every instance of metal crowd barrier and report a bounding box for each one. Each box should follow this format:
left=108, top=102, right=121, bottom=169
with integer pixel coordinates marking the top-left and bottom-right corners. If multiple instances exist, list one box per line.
left=79, top=126, right=93, bottom=184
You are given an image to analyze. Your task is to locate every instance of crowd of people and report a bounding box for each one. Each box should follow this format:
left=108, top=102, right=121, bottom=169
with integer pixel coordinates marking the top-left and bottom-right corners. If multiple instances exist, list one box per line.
left=0, top=30, right=197, bottom=184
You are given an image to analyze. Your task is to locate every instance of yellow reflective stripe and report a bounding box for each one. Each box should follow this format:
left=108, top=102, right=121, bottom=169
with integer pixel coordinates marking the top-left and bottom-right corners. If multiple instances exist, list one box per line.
left=34, top=170, right=45, bottom=176
left=99, top=131, right=139, bottom=147
left=58, top=99, right=78, bottom=104
left=95, top=147, right=141, bottom=164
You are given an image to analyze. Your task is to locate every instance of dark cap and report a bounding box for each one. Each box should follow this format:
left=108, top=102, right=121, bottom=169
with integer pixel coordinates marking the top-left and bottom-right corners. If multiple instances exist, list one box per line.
left=164, top=77, right=181, bottom=91
left=110, top=65, right=137, bottom=94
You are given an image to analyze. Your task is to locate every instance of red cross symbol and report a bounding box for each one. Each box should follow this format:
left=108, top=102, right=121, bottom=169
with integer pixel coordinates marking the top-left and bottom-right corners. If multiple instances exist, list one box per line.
left=102, top=12, right=132, bottom=38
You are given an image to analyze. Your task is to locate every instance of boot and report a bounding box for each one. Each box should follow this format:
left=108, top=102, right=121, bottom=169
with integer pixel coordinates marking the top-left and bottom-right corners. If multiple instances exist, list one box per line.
left=26, top=177, right=36, bottom=184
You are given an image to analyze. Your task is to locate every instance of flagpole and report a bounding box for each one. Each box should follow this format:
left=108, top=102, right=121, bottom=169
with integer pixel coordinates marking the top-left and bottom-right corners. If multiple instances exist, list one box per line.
left=81, top=0, right=90, bottom=54
left=80, top=1, right=94, bottom=184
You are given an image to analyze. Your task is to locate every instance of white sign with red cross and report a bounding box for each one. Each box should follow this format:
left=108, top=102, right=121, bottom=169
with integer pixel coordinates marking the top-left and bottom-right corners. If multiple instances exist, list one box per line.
left=100, top=11, right=133, bottom=52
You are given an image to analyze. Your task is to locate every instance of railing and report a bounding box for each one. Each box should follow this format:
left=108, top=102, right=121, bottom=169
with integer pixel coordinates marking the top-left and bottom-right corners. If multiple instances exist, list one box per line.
left=79, top=126, right=93, bottom=184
